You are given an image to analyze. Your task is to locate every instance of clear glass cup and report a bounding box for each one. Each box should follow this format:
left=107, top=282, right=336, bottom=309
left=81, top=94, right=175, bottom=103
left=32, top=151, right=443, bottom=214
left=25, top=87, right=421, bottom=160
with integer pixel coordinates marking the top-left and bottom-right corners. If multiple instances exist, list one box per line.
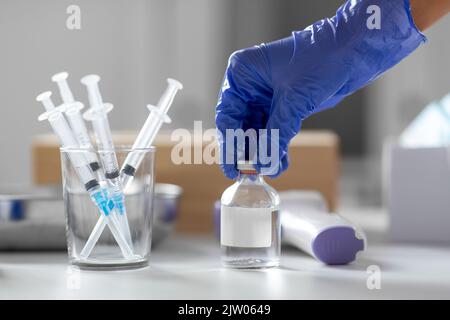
left=60, top=146, right=155, bottom=270
left=220, top=162, right=281, bottom=268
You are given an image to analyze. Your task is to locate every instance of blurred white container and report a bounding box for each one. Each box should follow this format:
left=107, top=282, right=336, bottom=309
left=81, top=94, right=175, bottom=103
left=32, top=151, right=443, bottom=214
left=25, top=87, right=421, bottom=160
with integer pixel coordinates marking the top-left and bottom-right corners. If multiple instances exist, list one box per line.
left=384, top=143, right=450, bottom=243
left=385, top=94, right=450, bottom=243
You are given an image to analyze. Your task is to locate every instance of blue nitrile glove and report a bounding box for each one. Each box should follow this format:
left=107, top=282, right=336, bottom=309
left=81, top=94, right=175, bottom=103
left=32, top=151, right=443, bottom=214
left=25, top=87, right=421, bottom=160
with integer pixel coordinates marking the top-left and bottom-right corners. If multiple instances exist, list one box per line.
left=216, top=0, right=426, bottom=179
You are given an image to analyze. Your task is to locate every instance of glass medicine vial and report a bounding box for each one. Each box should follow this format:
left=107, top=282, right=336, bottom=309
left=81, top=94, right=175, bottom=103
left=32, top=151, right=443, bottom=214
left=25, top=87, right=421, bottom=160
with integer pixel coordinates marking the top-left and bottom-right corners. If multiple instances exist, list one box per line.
left=220, top=161, right=280, bottom=268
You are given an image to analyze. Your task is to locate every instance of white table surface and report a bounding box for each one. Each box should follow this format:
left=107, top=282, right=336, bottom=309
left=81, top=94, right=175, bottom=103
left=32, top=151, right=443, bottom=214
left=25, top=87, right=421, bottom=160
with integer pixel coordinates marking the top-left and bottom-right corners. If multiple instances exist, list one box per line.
left=1, top=208, right=450, bottom=300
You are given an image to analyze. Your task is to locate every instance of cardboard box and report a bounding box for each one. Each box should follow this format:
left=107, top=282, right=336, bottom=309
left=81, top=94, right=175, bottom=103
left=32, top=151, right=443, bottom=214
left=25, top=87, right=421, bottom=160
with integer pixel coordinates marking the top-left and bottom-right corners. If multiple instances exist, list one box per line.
left=385, top=142, right=450, bottom=243
left=32, top=130, right=340, bottom=234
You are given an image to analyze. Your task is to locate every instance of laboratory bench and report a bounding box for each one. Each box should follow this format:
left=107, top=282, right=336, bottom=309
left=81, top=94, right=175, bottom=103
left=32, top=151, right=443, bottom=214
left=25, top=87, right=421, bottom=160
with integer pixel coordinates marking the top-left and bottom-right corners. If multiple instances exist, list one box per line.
left=1, top=207, right=450, bottom=300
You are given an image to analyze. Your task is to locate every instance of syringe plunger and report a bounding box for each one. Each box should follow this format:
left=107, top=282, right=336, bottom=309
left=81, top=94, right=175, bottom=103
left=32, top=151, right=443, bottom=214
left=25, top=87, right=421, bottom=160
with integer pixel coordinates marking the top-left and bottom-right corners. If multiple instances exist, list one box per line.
left=157, top=78, right=183, bottom=115
left=36, top=91, right=56, bottom=113
left=81, top=75, right=103, bottom=108
left=52, top=72, right=75, bottom=104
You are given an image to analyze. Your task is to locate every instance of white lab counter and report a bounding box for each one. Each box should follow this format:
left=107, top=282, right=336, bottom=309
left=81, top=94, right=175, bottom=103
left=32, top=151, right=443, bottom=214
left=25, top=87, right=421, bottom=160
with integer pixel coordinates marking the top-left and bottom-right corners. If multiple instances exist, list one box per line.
left=1, top=208, right=450, bottom=300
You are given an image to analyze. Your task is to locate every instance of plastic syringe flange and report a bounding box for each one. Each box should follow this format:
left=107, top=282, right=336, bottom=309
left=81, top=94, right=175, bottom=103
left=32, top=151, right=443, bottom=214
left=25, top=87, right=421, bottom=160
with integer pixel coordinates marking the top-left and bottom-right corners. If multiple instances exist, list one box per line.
left=36, top=91, right=66, bottom=121
left=64, top=101, right=85, bottom=115
left=146, top=104, right=172, bottom=124
left=83, top=103, right=114, bottom=121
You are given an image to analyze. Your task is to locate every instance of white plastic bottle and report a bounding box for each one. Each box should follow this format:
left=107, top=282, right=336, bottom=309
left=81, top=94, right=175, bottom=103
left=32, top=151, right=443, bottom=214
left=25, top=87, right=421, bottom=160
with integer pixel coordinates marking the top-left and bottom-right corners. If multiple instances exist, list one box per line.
left=220, top=161, right=280, bottom=268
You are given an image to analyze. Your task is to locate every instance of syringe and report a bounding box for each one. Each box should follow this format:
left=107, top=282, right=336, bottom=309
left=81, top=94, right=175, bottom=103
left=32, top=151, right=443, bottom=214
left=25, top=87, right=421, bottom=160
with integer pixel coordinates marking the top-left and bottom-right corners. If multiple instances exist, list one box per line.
left=51, top=72, right=104, bottom=181
left=121, top=78, right=183, bottom=190
left=36, top=91, right=133, bottom=260
left=81, top=75, right=133, bottom=247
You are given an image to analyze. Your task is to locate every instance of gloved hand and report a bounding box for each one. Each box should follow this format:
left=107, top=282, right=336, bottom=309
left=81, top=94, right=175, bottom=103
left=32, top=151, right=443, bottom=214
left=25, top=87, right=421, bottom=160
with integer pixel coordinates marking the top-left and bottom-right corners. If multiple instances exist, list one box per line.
left=216, top=0, right=426, bottom=179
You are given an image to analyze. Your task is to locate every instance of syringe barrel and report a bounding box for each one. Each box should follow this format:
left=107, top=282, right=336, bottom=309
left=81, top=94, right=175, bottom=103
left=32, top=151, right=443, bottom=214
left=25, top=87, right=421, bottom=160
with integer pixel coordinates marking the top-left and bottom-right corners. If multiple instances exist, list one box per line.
left=121, top=112, right=163, bottom=178
left=48, top=113, right=97, bottom=188
left=65, top=109, right=97, bottom=164
left=91, top=114, right=119, bottom=177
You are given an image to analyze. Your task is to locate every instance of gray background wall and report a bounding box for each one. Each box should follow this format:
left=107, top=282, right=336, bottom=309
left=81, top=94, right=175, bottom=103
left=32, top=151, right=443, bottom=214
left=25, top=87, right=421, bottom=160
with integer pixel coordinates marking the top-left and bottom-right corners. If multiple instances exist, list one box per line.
left=0, top=0, right=448, bottom=186
left=0, top=0, right=229, bottom=184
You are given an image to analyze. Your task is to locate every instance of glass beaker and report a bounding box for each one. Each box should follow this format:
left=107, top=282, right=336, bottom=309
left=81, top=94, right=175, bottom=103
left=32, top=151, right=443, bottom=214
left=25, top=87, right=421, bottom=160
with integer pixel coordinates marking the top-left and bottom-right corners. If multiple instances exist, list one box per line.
left=60, top=146, right=155, bottom=270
